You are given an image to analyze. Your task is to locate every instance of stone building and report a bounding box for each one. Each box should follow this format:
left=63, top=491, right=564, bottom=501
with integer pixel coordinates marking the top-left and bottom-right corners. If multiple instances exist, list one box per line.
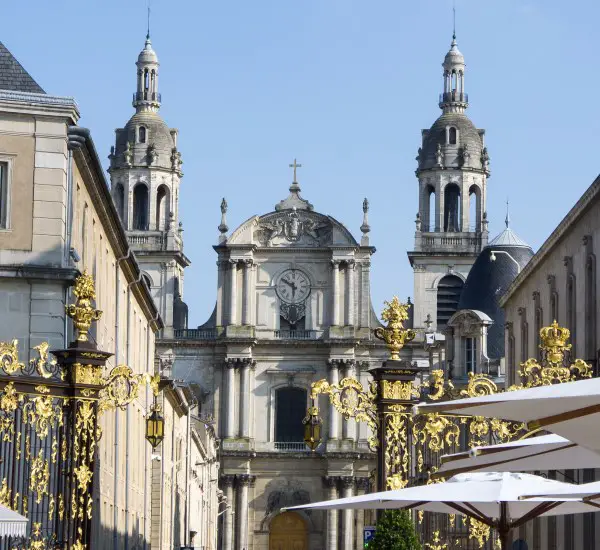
left=498, top=174, right=600, bottom=550
left=159, top=171, right=390, bottom=550
left=409, top=33, right=490, bottom=336
left=0, top=42, right=164, bottom=549
left=108, top=33, right=190, bottom=339
left=150, top=378, right=220, bottom=550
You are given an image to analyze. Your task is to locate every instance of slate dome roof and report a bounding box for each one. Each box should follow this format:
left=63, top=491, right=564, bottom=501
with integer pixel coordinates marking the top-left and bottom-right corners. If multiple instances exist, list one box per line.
left=457, top=226, right=533, bottom=360
left=420, top=112, right=484, bottom=171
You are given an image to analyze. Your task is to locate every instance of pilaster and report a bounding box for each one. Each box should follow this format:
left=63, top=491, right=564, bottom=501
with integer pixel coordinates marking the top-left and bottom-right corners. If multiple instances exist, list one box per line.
left=322, top=476, right=339, bottom=550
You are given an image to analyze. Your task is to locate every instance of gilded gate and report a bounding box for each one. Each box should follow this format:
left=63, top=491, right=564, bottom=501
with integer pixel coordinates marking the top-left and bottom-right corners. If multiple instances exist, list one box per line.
left=0, top=272, right=158, bottom=550
left=309, top=298, right=591, bottom=549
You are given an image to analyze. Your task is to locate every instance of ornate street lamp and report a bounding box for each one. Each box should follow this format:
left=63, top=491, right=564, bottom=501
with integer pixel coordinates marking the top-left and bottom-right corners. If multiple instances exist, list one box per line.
left=146, top=399, right=165, bottom=448
left=302, top=405, right=323, bottom=451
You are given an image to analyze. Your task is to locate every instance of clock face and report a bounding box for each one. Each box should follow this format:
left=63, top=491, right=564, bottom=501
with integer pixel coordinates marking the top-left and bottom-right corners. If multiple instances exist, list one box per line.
left=276, top=269, right=311, bottom=303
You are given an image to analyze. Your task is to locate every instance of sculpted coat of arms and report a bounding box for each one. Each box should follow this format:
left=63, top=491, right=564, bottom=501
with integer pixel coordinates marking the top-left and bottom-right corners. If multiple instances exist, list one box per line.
left=256, top=208, right=331, bottom=247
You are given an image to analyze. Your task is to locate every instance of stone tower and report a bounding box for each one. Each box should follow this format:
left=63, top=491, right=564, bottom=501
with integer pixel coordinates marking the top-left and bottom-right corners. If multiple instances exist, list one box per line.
left=408, top=33, right=490, bottom=332
left=108, top=32, right=189, bottom=337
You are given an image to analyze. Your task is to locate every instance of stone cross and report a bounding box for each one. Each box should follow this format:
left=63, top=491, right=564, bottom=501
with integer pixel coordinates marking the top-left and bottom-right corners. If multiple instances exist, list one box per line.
left=289, top=158, right=302, bottom=183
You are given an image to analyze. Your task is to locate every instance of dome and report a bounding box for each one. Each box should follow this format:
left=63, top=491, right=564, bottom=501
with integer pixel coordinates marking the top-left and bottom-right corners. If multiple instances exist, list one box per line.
left=124, top=111, right=173, bottom=149
left=420, top=112, right=484, bottom=170
left=444, top=37, right=465, bottom=68
left=138, top=37, right=158, bottom=64
left=457, top=232, right=533, bottom=360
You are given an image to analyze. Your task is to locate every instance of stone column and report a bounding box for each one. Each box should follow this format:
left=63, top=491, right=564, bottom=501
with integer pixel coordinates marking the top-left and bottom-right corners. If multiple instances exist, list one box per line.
left=228, top=259, right=238, bottom=325
left=241, top=259, right=253, bottom=325
left=327, top=360, right=340, bottom=441
left=239, top=359, right=253, bottom=438
left=221, top=475, right=235, bottom=550
left=323, top=477, right=339, bottom=550
left=345, top=260, right=356, bottom=326
left=342, top=360, right=357, bottom=443
left=340, top=476, right=355, bottom=549
left=216, top=260, right=227, bottom=326
left=224, top=359, right=237, bottom=438
left=331, top=260, right=340, bottom=326
left=236, top=474, right=255, bottom=550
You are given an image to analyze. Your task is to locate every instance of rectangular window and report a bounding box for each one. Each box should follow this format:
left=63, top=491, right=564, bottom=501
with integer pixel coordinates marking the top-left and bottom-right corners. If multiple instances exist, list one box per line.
left=0, top=162, right=9, bottom=228
left=465, top=337, right=477, bottom=373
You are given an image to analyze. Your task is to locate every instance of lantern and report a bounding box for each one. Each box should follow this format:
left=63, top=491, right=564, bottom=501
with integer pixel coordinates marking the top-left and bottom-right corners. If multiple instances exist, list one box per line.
left=145, top=401, right=165, bottom=448
left=303, top=405, right=322, bottom=451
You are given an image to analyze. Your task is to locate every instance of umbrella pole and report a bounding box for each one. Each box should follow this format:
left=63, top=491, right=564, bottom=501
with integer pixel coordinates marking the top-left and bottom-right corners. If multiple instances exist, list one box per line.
left=498, top=502, right=510, bottom=550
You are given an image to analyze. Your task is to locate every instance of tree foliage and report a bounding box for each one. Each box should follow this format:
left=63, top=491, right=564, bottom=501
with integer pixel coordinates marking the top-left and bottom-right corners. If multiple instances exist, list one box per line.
left=368, top=510, right=422, bottom=550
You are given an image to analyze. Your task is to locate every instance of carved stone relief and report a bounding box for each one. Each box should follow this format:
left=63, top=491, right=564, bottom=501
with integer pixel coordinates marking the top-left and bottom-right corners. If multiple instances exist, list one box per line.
left=255, top=209, right=332, bottom=247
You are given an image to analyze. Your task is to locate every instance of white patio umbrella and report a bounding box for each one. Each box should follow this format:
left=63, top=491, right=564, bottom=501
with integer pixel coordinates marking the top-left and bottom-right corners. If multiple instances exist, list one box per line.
left=437, top=434, right=600, bottom=477
left=285, top=472, right=600, bottom=549
left=0, top=504, right=28, bottom=538
left=414, top=376, right=600, bottom=454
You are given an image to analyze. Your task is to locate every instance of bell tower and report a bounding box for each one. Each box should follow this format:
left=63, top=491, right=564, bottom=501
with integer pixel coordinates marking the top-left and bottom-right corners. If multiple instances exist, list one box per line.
left=408, top=33, right=490, bottom=332
left=108, top=32, right=189, bottom=337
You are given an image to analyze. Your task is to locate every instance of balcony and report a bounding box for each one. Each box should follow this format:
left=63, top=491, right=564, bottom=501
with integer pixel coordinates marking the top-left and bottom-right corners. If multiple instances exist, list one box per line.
left=128, top=231, right=166, bottom=249
left=439, top=91, right=468, bottom=105
left=133, top=91, right=161, bottom=103
left=273, top=330, right=318, bottom=340
left=174, top=329, right=218, bottom=340
left=274, top=442, right=309, bottom=452
left=416, top=233, right=483, bottom=254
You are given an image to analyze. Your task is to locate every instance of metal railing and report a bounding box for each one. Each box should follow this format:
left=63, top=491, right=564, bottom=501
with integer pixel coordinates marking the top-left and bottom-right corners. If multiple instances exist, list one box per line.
left=274, top=442, right=309, bottom=452
left=273, top=330, right=317, bottom=340
left=174, top=329, right=218, bottom=340
left=133, top=91, right=161, bottom=103
left=439, top=91, right=468, bottom=104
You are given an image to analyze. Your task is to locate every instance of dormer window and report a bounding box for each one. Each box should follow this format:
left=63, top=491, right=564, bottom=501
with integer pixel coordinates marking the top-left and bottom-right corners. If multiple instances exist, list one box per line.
left=139, top=126, right=146, bottom=143
left=449, top=127, right=457, bottom=145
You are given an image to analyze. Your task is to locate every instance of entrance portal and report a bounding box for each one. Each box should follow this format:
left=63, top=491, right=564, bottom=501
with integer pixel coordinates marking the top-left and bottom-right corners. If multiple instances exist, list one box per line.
left=269, top=511, right=307, bottom=550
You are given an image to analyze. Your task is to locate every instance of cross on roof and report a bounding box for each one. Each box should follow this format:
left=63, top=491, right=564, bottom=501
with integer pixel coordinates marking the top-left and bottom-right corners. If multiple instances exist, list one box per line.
left=289, top=158, right=302, bottom=183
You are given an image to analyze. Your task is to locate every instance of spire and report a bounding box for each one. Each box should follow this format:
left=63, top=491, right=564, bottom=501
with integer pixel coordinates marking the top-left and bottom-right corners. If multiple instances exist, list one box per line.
left=439, top=8, right=467, bottom=114
left=453, top=1, right=456, bottom=40
left=505, top=199, right=510, bottom=229
left=133, top=28, right=160, bottom=113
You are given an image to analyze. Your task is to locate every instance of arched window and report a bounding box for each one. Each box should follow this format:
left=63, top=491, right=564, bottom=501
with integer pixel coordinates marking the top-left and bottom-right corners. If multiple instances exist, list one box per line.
left=144, top=69, right=149, bottom=92
left=275, top=387, right=307, bottom=446
left=114, top=183, right=125, bottom=221
left=437, top=275, right=463, bottom=329
left=425, top=185, right=436, bottom=232
left=469, top=185, right=481, bottom=231
left=156, top=185, right=170, bottom=230
left=132, top=184, right=149, bottom=230
left=550, top=292, right=559, bottom=322
left=451, top=71, right=457, bottom=93
left=139, top=126, right=146, bottom=143
left=533, top=292, right=543, bottom=360
left=449, top=127, right=457, bottom=145
left=444, top=183, right=461, bottom=232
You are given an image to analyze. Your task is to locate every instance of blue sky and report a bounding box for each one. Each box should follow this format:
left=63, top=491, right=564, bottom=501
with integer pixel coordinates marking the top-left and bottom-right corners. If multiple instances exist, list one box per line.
left=3, top=1, right=600, bottom=325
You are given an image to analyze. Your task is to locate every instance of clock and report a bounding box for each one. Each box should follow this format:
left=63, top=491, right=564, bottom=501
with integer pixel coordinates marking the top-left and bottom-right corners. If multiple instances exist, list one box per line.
left=276, top=269, right=311, bottom=303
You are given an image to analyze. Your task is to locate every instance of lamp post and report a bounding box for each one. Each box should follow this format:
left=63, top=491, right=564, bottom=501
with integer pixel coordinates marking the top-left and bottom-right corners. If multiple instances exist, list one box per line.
left=489, top=250, right=521, bottom=274
left=304, top=297, right=424, bottom=492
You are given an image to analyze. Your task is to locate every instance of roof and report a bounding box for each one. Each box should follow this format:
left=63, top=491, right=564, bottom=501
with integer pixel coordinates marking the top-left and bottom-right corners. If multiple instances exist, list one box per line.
left=488, top=227, right=530, bottom=247
left=0, top=41, right=44, bottom=94
left=500, top=174, right=600, bottom=307
left=457, top=237, right=533, bottom=359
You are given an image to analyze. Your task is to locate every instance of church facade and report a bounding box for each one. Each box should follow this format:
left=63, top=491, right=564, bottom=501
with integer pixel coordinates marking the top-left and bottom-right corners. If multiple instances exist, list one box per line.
left=159, top=172, right=391, bottom=550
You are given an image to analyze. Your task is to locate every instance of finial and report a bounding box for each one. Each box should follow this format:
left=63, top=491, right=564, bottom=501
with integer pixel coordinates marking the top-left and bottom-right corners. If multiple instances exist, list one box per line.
left=218, top=198, right=229, bottom=242
left=65, top=271, right=103, bottom=343
left=147, top=4, right=151, bottom=40
left=452, top=1, right=456, bottom=40
left=289, top=158, right=302, bottom=184
left=373, top=297, right=416, bottom=361
left=505, top=199, right=510, bottom=229
left=360, top=198, right=371, bottom=237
